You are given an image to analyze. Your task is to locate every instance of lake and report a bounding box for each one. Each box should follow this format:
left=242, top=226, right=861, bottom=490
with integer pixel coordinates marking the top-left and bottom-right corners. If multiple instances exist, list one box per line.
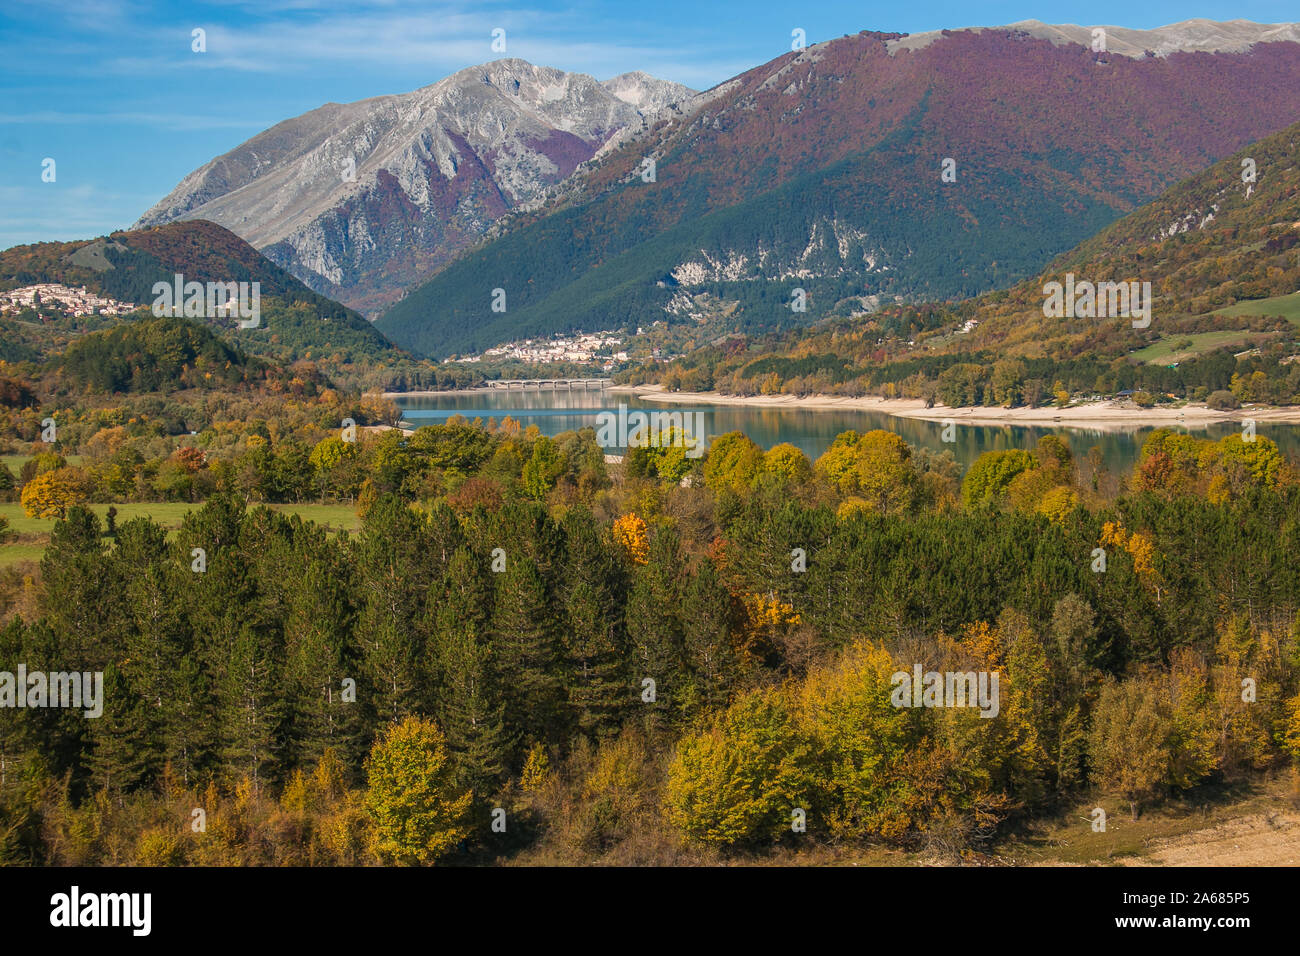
left=393, top=389, right=1300, bottom=475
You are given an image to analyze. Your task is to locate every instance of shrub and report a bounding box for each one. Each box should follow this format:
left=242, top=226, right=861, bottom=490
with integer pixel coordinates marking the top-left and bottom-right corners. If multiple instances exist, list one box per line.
left=1206, top=389, right=1241, bottom=411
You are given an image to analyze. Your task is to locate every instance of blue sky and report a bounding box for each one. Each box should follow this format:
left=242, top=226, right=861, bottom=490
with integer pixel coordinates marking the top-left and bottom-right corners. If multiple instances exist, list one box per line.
left=1, top=0, right=1295, bottom=249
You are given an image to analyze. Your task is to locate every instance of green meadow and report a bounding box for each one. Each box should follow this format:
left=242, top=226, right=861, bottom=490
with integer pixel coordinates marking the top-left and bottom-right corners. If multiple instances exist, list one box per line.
left=0, top=453, right=84, bottom=475
left=1212, top=291, right=1300, bottom=324
left=1126, top=293, right=1300, bottom=365
left=1130, top=330, right=1268, bottom=365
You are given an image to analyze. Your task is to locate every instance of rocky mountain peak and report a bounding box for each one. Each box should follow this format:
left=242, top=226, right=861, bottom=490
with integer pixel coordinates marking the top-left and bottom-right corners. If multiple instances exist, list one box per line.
left=133, top=60, right=694, bottom=315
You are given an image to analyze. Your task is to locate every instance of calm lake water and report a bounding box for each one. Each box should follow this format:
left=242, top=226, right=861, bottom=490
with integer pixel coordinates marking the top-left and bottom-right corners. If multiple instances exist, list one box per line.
left=393, top=390, right=1300, bottom=475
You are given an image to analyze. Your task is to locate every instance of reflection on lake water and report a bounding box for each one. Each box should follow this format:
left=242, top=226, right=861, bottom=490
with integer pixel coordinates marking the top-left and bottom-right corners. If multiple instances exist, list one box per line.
left=393, top=390, right=1300, bottom=475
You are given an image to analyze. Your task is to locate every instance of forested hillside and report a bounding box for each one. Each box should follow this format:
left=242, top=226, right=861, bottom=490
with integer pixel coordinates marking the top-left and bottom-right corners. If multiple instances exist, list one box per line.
left=57, top=315, right=265, bottom=393
left=641, top=119, right=1300, bottom=407
left=0, top=222, right=400, bottom=367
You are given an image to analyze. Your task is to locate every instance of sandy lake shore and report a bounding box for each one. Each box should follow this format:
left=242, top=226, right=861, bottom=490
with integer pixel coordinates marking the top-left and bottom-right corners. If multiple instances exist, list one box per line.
left=380, top=383, right=1300, bottom=430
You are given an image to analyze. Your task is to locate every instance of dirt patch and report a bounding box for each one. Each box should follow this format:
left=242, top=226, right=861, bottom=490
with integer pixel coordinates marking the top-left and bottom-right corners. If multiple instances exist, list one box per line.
left=1118, top=811, right=1300, bottom=867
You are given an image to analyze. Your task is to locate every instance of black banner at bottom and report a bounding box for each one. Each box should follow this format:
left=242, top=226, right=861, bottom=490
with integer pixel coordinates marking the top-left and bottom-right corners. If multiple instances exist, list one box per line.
left=0, top=864, right=1281, bottom=944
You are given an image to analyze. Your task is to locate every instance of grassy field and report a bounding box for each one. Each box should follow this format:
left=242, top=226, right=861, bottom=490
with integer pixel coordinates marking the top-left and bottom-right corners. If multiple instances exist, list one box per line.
left=0, top=542, right=45, bottom=567
left=1213, top=291, right=1300, bottom=325
left=1127, top=292, right=1300, bottom=366
left=272, top=503, right=360, bottom=532
left=0, top=501, right=361, bottom=567
left=0, top=453, right=83, bottom=476
left=1130, top=330, right=1271, bottom=365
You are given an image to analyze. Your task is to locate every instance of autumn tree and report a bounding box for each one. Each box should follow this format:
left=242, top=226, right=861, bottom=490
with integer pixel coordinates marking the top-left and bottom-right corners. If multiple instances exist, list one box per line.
left=961, top=449, right=1035, bottom=511
left=815, top=430, right=917, bottom=515
left=1164, top=648, right=1218, bottom=788
left=664, top=688, right=810, bottom=846
left=612, top=513, right=649, bottom=565
left=20, top=467, right=88, bottom=519
left=759, top=443, right=812, bottom=486
left=795, top=642, right=919, bottom=841
left=702, top=432, right=764, bottom=495
left=1088, top=677, right=1172, bottom=820
left=365, top=717, right=472, bottom=865
left=309, top=434, right=361, bottom=502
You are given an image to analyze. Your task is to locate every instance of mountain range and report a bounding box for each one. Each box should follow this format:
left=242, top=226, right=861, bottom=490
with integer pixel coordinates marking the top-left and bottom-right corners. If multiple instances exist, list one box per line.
left=374, top=21, right=1300, bottom=358
left=133, top=61, right=694, bottom=315
left=115, top=18, right=1300, bottom=367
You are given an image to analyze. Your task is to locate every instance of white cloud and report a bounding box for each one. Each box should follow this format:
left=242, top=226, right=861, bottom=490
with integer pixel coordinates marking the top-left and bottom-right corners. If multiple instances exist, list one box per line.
left=94, top=3, right=729, bottom=87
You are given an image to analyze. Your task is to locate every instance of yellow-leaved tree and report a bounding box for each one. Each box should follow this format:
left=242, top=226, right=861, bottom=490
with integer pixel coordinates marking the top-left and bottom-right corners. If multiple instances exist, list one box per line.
left=737, top=592, right=801, bottom=664
left=1099, top=521, right=1164, bottom=602
left=364, top=717, right=472, bottom=865
left=664, top=688, right=811, bottom=846
left=1210, top=618, right=1280, bottom=773
left=20, top=466, right=88, bottom=519
left=794, top=642, right=919, bottom=842
left=1164, top=648, right=1219, bottom=789
left=760, top=443, right=812, bottom=485
left=612, top=512, right=649, bottom=565
left=702, top=431, right=764, bottom=495
left=814, top=430, right=917, bottom=515
left=520, top=742, right=550, bottom=793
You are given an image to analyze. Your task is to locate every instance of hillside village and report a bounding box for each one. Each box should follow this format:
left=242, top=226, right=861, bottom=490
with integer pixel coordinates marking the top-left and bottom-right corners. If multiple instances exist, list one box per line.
left=449, top=331, right=631, bottom=370
left=0, top=283, right=136, bottom=317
